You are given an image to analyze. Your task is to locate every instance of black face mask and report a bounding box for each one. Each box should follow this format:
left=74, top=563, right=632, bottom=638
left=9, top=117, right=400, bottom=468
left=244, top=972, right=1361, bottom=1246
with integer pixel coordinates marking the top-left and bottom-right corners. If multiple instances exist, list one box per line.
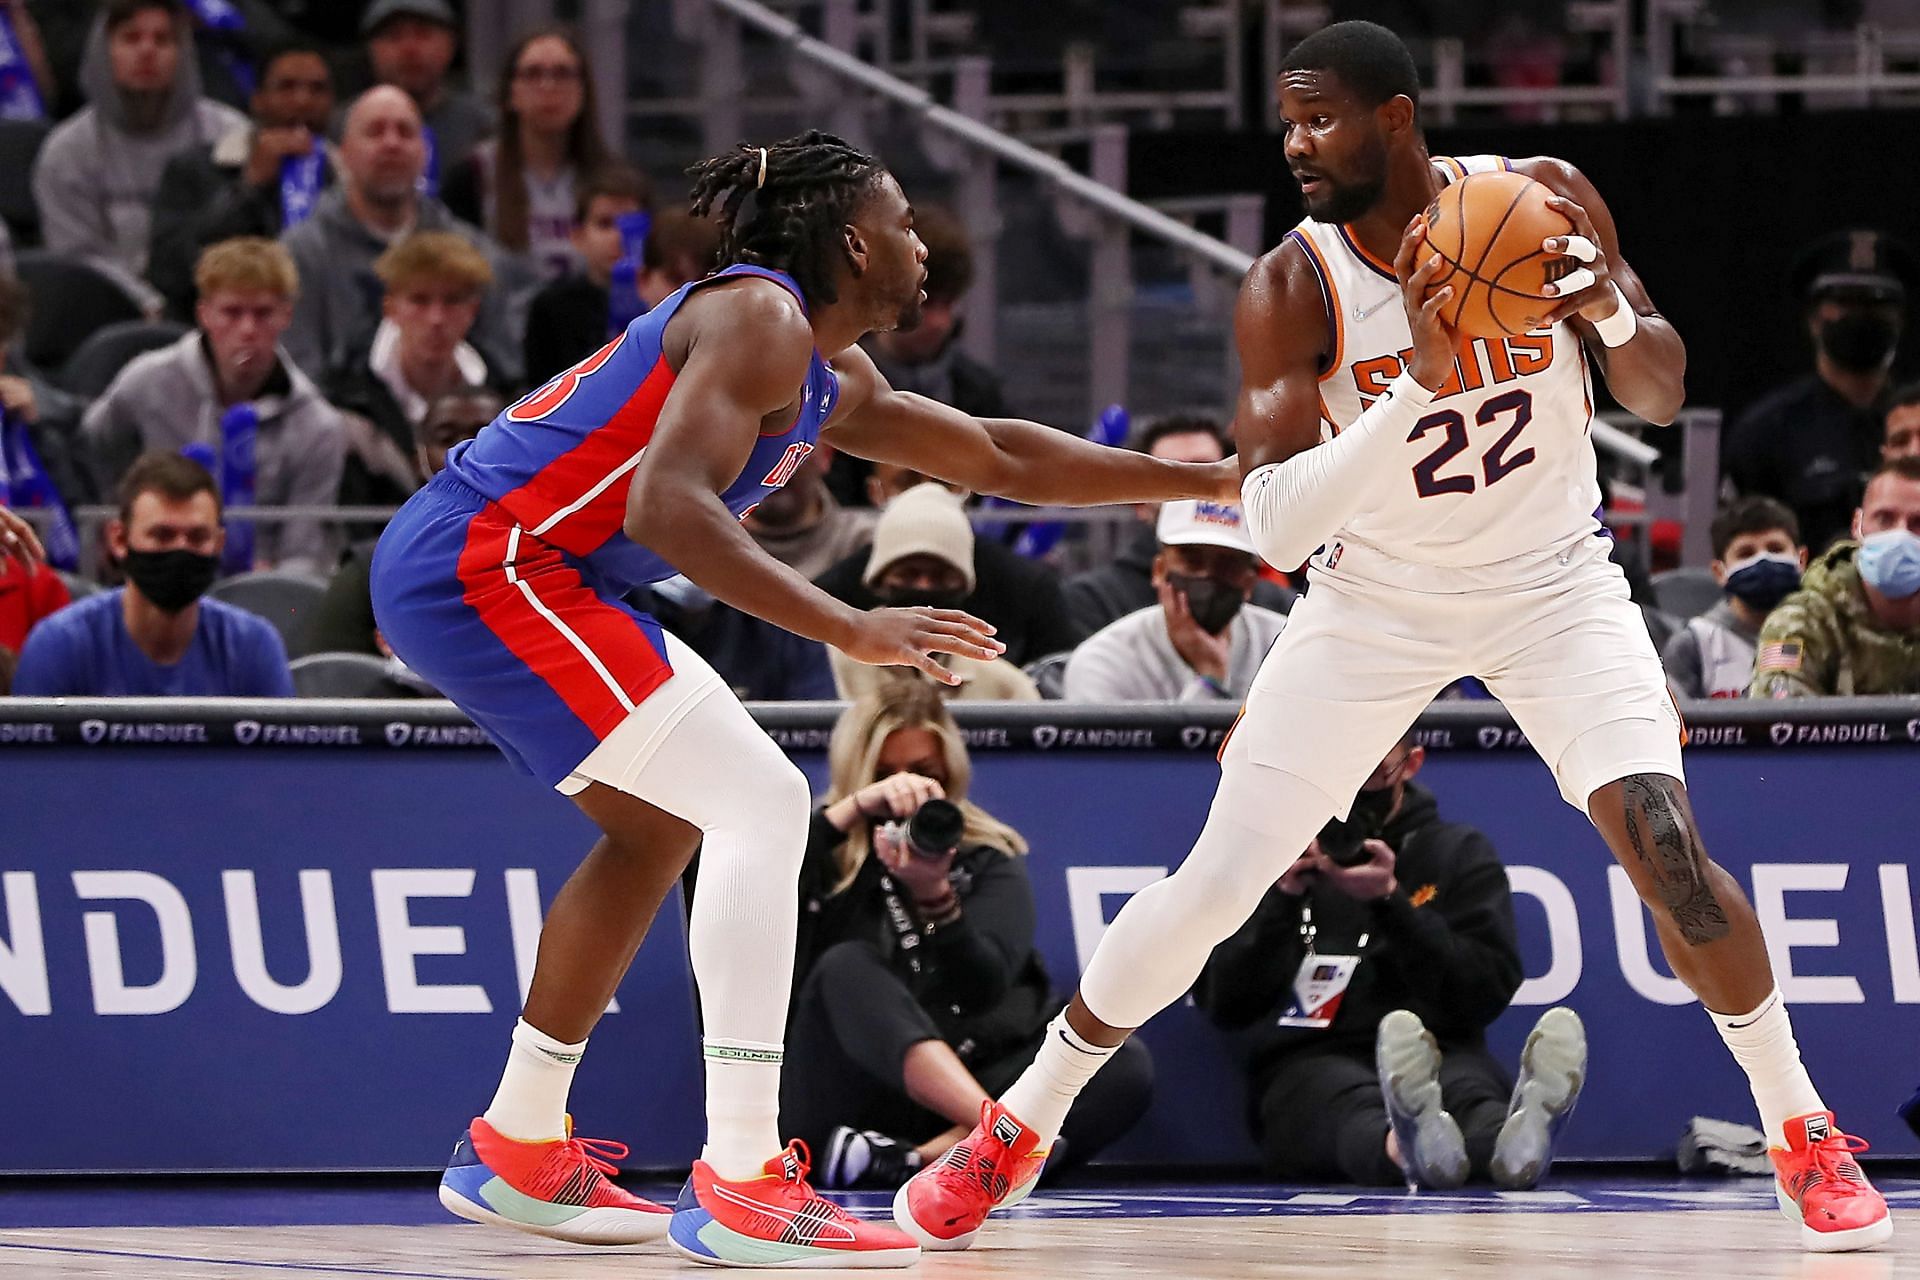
left=121, top=549, right=220, bottom=613
left=1316, top=783, right=1399, bottom=867
left=1818, top=311, right=1898, bottom=373
left=1168, top=573, right=1246, bottom=635
left=880, top=587, right=969, bottom=611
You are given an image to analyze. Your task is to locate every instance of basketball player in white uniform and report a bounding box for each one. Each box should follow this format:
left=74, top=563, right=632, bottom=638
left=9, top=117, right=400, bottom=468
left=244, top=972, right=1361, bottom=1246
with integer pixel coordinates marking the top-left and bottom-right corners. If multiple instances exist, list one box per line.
left=896, top=20, right=1892, bottom=1254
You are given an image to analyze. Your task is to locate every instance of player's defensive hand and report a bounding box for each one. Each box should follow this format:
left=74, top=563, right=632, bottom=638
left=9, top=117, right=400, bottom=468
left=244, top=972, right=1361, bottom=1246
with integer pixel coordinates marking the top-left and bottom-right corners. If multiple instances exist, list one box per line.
left=0, top=504, right=46, bottom=568
left=1538, top=195, right=1622, bottom=328
left=845, top=606, right=1004, bottom=686
left=1394, top=215, right=1457, bottom=393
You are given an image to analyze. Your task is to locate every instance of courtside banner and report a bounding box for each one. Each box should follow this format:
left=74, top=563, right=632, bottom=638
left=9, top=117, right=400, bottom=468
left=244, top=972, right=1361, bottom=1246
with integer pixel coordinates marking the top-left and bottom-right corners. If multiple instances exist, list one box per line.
left=1, top=698, right=1916, bottom=1171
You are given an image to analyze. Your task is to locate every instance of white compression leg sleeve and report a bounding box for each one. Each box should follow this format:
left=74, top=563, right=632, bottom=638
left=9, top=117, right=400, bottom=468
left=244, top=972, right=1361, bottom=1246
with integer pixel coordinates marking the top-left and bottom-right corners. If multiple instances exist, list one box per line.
left=1240, top=371, right=1439, bottom=570
left=624, top=683, right=814, bottom=1182
left=1002, top=767, right=1337, bottom=1148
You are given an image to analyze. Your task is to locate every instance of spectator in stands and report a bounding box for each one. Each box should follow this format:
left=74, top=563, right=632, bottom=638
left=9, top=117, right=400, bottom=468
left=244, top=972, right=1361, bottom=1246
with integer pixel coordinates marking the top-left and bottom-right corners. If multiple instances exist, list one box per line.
left=816, top=480, right=1081, bottom=670
left=742, top=445, right=877, bottom=582
left=783, top=677, right=1152, bottom=1188
left=280, top=85, right=513, bottom=381
left=833, top=205, right=1005, bottom=507
left=1064, top=414, right=1293, bottom=635
left=523, top=186, right=721, bottom=386
left=1724, top=229, right=1918, bottom=553
left=0, top=2, right=54, bottom=117
left=303, top=386, right=498, bottom=659
left=1753, top=457, right=1920, bottom=697
left=1662, top=497, right=1806, bottom=699
left=824, top=483, right=1041, bottom=700
left=0, top=273, right=88, bottom=506
left=82, top=237, right=345, bottom=575
left=1884, top=381, right=1920, bottom=465
left=362, top=0, right=493, bottom=188
left=11, top=451, right=293, bottom=696
left=1196, top=734, right=1585, bottom=1190
left=443, top=27, right=607, bottom=286
left=30, top=0, right=246, bottom=295
left=148, top=39, right=338, bottom=318
left=632, top=575, right=836, bottom=702
left=0, top=547, right=70, bottom=687
left=328, top=231, right=505, bottom=514
left=1064, top=500, right=1287, bottom=702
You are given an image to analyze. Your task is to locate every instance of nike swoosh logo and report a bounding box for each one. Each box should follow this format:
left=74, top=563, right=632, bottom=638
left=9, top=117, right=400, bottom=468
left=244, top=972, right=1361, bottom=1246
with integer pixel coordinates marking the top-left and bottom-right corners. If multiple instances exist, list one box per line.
left=1353, top=295, right=1396, bottom=321
left=1724, top=994, right=1779, bottom=1030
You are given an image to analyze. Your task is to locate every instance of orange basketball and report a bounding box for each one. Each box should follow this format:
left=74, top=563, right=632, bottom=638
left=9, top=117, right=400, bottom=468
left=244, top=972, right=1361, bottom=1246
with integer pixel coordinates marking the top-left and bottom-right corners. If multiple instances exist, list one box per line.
left=1419, top=170, right=1576, bottom=341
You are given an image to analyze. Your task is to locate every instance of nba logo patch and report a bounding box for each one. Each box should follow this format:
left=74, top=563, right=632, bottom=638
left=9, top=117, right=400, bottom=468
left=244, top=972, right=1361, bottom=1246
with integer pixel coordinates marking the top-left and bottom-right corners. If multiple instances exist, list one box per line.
left=1325, top=540, right=1344, bottom=571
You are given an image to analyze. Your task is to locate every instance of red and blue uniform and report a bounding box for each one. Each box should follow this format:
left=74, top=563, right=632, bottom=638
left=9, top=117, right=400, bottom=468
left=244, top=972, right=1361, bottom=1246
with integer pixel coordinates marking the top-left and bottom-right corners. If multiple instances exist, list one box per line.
left=370, top=265, right=837, bottom=785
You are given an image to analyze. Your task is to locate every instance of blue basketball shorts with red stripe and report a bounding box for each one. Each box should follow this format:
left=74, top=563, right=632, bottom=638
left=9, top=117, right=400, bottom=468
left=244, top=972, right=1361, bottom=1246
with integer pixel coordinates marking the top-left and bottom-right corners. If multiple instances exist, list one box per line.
left=371, top=474, right=676, bottom=788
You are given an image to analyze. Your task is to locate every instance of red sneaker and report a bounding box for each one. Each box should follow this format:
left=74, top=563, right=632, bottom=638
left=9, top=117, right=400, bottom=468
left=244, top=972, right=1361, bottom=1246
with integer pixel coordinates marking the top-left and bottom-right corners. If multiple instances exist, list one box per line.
left=1771, top=1111, right=1894, bottom=1252
left=668, top=1140, right=920, bottom=1268
left=892, top=1101, right=1047, bottom=1251
left=438, top=1116, right=671, bottom=1244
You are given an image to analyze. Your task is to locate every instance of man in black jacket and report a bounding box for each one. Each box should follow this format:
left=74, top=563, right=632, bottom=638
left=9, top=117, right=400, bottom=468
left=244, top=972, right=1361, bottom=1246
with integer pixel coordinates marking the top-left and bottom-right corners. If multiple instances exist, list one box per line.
left=1195, top=735, right=1586, bottom=1190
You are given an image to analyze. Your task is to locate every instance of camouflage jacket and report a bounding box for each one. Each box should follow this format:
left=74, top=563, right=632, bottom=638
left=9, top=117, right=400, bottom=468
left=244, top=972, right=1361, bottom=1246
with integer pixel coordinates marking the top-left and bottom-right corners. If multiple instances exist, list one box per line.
left=1751, top=543, right=1920, bottom=697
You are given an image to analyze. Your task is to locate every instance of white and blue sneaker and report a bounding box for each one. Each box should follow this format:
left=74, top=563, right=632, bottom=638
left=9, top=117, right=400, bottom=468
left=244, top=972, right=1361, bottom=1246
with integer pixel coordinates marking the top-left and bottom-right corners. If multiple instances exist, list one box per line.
left=1491, top=1007, right=1587, bottom=1190
left=1376, top=1009, right=1469, bottom=1190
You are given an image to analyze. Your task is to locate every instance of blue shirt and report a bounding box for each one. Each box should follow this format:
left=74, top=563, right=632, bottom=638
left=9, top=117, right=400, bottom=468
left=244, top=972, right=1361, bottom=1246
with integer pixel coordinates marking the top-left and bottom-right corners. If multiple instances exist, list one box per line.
left=11, top=590, right=294, bottom=697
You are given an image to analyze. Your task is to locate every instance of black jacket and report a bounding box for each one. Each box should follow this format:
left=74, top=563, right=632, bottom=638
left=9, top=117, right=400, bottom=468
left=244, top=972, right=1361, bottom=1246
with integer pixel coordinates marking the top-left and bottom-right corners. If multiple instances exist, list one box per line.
left=1064, top=521, right=1297, bottom=637
left=797, top=809, right=1052, bottom=1058
left=1194, top=783, right=1522, bottom=1080
left=523, top=274, right=611, bottom=389
left=1723, top=372, right=1885, bottom=554
left=812, top=536, right=1085, bottom=667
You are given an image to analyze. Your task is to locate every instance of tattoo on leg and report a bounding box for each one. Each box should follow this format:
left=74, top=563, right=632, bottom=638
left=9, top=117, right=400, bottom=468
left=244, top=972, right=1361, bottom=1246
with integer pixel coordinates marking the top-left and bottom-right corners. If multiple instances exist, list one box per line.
left=1620, top=775, right=1730, bottom=945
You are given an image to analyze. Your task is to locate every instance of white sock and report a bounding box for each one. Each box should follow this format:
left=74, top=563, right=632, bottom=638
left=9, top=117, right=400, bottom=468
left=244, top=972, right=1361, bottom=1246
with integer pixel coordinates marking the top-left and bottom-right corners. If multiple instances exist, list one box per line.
left=483, top=1018, right=586, bottom=1142
left=1707, top=988, right=1825, bottom=1146
left=1000, top=1012, right=1118, bottom=1149
left=621, top=685, right=812, bottom=1182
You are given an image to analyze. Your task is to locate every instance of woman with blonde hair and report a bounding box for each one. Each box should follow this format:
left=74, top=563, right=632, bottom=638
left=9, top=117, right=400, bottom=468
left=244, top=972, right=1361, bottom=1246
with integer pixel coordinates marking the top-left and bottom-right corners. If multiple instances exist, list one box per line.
left=780, top=674, right=1153, bottom=1189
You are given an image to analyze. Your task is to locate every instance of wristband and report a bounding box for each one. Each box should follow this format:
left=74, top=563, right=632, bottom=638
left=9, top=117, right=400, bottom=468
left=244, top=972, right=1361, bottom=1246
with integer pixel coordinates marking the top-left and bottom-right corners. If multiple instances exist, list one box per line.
left=1196, top=673, right=1230, bottom=698
left=1592, top=283, right=1638, bottom=348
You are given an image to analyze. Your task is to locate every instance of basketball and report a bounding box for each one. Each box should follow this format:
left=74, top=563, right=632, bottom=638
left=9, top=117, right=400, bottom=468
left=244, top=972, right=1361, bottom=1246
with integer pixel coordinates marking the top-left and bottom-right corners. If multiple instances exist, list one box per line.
left=1420, top=170, right=1577, bottom=340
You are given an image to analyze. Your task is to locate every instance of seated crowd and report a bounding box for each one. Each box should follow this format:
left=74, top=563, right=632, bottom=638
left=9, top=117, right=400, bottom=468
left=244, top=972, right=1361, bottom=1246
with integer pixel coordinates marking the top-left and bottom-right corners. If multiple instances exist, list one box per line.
left=1, top=1, right=1918, bottom=702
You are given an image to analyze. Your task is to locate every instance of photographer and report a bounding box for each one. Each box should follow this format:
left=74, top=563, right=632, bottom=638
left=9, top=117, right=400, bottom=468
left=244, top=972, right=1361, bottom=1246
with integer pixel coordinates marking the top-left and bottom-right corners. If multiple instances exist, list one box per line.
left=1194, top=735, right=1585, bottom=1191
left=781, top=676, right=1152, bottom=1188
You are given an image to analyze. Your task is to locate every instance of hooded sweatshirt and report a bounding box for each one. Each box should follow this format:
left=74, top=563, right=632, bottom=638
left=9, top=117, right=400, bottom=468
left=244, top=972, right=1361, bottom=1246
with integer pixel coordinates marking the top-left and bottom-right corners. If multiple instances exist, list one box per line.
left=31, top=10, right=246, bottom=284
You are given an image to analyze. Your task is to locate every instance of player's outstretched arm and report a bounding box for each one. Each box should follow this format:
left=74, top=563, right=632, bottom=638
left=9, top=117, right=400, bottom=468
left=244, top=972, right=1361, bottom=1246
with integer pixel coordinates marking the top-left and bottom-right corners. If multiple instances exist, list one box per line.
left=625, top=286, right=1001, bottom=684
left=1520, top=156, right=1687, bottom=425
left=1236, top=220, right=1459, bottom=570
left=820, top=344, right=1238, bottom=507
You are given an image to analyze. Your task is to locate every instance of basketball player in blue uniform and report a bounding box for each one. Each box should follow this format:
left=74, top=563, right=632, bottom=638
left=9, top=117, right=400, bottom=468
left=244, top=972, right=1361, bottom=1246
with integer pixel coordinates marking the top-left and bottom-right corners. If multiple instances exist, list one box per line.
left=898, top=24, right=1891, bottom=1255
left=371, top=131, right=1237, bottom=1268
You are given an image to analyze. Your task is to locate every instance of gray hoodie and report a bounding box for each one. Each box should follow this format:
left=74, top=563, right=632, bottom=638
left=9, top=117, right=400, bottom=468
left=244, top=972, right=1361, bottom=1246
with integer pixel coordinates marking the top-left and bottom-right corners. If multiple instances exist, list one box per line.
left=279, top=187, right=520, bottom=384
left=31, top=11, right=246, bottom=285
left=81, top=331, right=347, bottom=575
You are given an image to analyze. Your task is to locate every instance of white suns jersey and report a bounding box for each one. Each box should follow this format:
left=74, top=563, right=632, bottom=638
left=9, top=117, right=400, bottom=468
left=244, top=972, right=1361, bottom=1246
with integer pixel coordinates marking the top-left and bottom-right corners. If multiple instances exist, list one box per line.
left=1290, top=154, right=1604, bottom=570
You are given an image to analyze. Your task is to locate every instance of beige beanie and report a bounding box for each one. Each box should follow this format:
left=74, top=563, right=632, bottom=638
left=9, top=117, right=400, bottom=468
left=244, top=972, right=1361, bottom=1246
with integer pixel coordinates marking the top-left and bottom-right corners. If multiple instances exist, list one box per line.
left=862, top=482, right=976, bottom=591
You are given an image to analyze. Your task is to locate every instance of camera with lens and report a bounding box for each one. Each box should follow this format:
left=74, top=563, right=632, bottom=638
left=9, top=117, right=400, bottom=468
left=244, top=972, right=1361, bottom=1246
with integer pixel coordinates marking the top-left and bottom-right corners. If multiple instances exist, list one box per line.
left=1315, top=786, right=1395, bottom=867
left=883, top=797, right=965, bottom=861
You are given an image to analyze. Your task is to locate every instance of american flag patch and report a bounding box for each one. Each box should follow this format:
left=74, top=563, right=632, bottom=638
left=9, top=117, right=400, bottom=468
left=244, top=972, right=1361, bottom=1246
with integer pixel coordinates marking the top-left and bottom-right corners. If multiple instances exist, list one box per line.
left=1757, top=641, right=1803, bottom=672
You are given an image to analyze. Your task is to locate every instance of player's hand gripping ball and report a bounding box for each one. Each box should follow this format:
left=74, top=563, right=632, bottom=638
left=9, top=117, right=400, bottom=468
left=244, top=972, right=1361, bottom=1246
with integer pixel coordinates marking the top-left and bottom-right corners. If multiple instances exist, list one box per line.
left=1417, top=170, right=1577, bottom=341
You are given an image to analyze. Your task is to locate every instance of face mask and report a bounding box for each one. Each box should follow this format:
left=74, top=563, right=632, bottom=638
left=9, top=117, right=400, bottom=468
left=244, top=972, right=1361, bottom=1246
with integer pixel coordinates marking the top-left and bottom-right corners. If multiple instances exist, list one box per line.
left=1316, top=783, right=1398, bottom=866
left=1818, top=311, right=1898, bottom=373
left=1857, top=527, right=1920, bottom=600
left=1722, top=551, right=1802, bottom=611
left=120, top=548, right=219, bottom=613
left=1168, top=573, right=1246, bottom=635
left=880, top=587, right=969, bottom=611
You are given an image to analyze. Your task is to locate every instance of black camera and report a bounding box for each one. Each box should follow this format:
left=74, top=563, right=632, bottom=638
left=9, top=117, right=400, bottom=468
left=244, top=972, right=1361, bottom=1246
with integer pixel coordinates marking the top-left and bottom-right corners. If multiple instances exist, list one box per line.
left=898, top=798, right=965, bottom=861
left=1315, top=787, right=1395, bottom=867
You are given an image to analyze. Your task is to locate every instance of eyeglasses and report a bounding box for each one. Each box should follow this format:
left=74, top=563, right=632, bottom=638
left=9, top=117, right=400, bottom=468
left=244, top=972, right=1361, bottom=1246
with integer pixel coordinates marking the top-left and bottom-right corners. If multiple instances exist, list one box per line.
left=514, top=65, right=582, bottom=85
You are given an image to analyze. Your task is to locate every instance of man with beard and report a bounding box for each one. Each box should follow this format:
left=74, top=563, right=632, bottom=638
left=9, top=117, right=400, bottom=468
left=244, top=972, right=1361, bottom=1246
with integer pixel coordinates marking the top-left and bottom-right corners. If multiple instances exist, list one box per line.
left=370, top=131, right=1236, bottom=1267
left=1724, top=230, right=1918, bottom=553
left=11, top=452, right=292, bottom=696
left=896, top=21, right=1892, bottom=1257
left=1063, top=499, right=1285, bottom=701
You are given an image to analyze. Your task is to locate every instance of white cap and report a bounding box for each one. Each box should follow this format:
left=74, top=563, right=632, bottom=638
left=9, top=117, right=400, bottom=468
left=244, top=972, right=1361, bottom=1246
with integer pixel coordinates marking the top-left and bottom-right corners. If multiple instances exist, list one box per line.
left=1156, top=500, right=1255, bottom=555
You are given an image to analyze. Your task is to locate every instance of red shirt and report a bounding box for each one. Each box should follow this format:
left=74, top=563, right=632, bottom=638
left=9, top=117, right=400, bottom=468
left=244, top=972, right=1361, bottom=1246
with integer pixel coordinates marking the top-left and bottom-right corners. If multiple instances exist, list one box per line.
left=0, top=559, right=72, bottom=655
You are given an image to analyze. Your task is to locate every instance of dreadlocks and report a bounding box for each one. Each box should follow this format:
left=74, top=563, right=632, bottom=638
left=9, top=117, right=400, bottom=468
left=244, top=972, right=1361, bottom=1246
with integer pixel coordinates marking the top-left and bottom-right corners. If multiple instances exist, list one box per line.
left=686, top=131, right=884, bottom=309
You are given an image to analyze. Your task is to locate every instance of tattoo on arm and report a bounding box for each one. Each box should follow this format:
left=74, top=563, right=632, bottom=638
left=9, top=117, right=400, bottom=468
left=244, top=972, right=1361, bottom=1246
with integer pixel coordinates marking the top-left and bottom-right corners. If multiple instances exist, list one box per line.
left=1621, top=775, right=1730, bottom=945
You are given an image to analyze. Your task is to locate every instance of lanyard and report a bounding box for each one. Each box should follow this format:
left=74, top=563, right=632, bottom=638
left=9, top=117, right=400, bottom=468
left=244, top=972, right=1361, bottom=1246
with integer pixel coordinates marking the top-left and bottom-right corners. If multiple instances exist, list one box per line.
left=1299, top=900, right=1368, bottom=957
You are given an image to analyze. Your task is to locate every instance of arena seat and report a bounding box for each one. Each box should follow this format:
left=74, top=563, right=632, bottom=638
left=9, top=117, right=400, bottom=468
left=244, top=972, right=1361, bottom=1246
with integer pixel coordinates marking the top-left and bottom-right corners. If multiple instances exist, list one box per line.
left=289, top=652, right=393, bottom=698
left=1023, top=650, right=1073, bottom=699
left=0, top=118, right=50, bottom=240
left=60, top=320, right=190, bottom=399
left=209, top=570, right=329, bottom=652
left=1651, top=566, right=1722, bottom=621
left=14, top=250, right=146, bottom=372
